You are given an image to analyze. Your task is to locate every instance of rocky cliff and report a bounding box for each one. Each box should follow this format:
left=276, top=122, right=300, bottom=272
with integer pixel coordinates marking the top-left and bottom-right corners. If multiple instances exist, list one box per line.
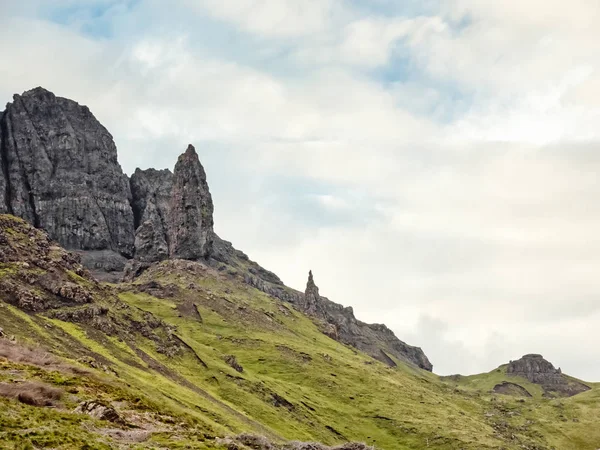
left=129, top=145, right=214, bottom=263
left=168, top=145, right=214, bottom=260
left=0, top=87, right=432, bottom=372
left=130, top=167, right=173, bottom=263
left=507, top=354, right=589, bottom=397
left=0, top=87, right=134, bottom=273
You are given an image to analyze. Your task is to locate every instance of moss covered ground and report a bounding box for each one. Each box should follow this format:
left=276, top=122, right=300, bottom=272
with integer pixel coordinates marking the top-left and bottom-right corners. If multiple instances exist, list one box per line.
left=1, top=215, right=600, bottom=449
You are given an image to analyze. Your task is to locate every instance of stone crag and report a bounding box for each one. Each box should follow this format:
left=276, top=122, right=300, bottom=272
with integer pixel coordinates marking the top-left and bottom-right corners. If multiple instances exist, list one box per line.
left=130, top=167, right=173, bottom=263
left=0, top=87, right=433, bottom=372
left=300, top=271, right=432, bottom=371
left=129, top=145, right=215, bottom=264
left=507, top=354, right=589, bottom=397
left=0, top=87, right=134, bottom=274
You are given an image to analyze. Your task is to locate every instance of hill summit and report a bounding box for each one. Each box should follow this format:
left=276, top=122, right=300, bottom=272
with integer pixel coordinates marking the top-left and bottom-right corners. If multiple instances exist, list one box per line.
left=0, top=87, right=431, bottom=371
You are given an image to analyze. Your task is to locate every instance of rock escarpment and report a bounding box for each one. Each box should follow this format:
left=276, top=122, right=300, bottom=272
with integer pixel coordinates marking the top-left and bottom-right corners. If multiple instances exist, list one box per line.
left=299, top=271, right=433, bottom=371
left=0, top=87, right=433, bottom=372
left=130, top=167, right=173, bottom=263
left=0, top=88, right=134, bottom=272
left=125, top=145, right=215, bottom=277
left=507, top=354, right=589, bottom=397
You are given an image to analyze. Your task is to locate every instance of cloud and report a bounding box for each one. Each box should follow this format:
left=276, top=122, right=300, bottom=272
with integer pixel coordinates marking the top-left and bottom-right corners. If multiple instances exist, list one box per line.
left=188, top=0, right=341, bottom=38
left=1, top=0, right=600, bottom=380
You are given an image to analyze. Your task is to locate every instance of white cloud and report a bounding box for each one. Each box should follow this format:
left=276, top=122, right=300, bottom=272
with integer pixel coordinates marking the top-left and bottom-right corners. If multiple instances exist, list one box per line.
left=1, top=0, right=600, bottom=380
left=187, top=0, right=342, bottom=38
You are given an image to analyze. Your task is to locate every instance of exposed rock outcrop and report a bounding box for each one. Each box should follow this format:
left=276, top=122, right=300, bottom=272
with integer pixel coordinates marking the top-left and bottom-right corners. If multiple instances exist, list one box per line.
left=130, top=168, right=173, bottom=262
left=507, top=354, right=590, bottom=397
left=224, top=355, right=244, bottom=373
left=168, top=144, right=214, bottom=260
left=0, top=214, right=93, bottom=312
left=296, top=271, right=433, bottom=372
left=0, top=214, right=182, bottom=356
left=492, top=381, right=532, bottom=397
left=301, top=270, right=322, bottom=316
left=75, top=401, right=124, bottom=423
left=0, top=87, right=135, bottom=270
left=128, top=146, right=214, bottom=263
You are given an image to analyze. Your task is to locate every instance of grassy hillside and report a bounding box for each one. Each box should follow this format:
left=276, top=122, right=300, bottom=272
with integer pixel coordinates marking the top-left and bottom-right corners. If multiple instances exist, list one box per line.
left=1, top=214, right=599, bottom=449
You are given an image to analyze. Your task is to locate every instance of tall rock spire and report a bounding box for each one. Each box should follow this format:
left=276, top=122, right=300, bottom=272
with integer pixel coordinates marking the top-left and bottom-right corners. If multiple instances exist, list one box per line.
left=168, top=144, right=214, bottom=260
left=303, top=270, right=322, bottom=316
left=129, top=145, right=215, bottom=263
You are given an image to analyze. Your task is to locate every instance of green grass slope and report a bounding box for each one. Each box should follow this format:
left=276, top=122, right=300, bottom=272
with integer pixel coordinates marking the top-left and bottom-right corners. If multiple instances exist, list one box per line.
left=1, top=214, right=599, bottom=449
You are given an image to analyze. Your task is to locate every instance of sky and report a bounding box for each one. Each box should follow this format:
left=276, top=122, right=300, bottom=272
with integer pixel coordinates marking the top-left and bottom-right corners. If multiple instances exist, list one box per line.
left=1, top=0, right=600, bottom=379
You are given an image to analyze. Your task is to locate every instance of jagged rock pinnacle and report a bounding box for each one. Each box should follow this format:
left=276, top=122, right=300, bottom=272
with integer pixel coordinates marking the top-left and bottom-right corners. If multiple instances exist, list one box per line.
left=130, top=145, right=215, bottom=263
left=303, top=270, right=321, bottom=316
left=168, top=143, right=214, bottom=260
left=185, top=144, right=197, bottom=156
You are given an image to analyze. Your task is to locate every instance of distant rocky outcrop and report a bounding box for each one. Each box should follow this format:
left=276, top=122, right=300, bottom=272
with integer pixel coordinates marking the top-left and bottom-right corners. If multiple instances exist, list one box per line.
left=296, top=271, right=433, bottom=371
left=301, top=270, right=323, bottom=316
left=0, top=87, right=433, bottom=373
left=507, top=354, right=589, bottom=397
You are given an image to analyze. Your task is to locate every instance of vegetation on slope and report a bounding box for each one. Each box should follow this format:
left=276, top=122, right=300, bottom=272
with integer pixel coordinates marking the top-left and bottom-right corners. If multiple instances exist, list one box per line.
left=1, top=214, right=599, bottom=449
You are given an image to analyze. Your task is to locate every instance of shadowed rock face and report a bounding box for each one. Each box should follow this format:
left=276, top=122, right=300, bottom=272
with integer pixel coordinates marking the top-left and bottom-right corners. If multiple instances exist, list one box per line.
left=168, top=145, right=214, bottom=260
left=128, top=146, right=214, bottom=263
left=492, top=381, right=532, bottom=397
left=130, top=168, right=173, bottom=262
left=507, top=354, right=589, bottom=397
left=0, top=87, right=135, bottom=267
left=0, top=111, right=7, bottom=213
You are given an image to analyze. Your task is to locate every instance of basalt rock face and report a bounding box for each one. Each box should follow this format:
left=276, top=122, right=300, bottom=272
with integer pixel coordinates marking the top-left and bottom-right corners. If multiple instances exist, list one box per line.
left=507, top=354, right=589, bottom=397
left=507, top=354, right=563, bottom=384
left=0, top=112, right=7, bottom=214
left=0, top=87, right=135, bottom=270
left=168, top=145, right=214, bottom=260
left=0, top=88, right=216, bottom=271
left=128, top=146, right=214, bottom=263
left=130, top=168, right=173, bottom=262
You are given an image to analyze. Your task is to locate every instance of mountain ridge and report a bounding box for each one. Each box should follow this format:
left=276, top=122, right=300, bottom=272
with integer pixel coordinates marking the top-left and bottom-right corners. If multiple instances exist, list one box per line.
left=0, top=86, right=432, bottom=372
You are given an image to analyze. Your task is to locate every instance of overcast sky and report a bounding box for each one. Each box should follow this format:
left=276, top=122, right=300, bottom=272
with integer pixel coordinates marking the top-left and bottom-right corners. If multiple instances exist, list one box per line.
left=2, top=0, right=600, bottom=379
